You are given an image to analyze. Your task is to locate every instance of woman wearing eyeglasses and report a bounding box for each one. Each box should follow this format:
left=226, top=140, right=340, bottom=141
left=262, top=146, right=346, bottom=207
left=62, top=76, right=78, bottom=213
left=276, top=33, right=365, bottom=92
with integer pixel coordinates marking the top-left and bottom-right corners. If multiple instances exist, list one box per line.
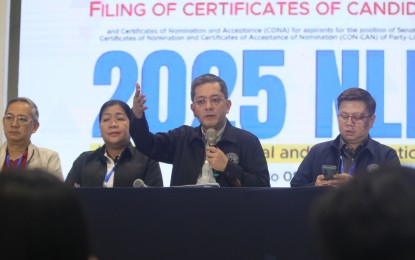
left=65, top=100, right=163, bottom=187
left=0, top=97, right=63, bottom=180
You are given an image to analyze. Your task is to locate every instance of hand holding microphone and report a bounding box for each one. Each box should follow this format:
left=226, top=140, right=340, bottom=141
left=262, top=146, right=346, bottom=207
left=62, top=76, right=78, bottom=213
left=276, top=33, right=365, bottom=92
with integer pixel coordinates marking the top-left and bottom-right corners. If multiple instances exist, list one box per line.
left=205, top=128, right=228, bottom=172
left=206, top=146, right=228, bottom=172
left=204, top=128, right=240, bottom=186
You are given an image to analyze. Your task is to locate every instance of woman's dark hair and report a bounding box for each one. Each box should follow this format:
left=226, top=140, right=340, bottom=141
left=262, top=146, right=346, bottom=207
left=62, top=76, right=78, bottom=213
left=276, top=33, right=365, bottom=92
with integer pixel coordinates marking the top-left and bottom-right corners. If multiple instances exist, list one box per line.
left=98, top=100, right=132, bottom=122
left=0, top=169, right=92, bottom=260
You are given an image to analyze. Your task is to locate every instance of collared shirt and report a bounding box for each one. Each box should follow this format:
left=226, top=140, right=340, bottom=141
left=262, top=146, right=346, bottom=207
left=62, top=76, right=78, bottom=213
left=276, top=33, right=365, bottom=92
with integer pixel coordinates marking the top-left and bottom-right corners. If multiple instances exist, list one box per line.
left=339, top=136, right=368, bottom=174
left=201, top=124, right=226, bottom=145
left=2, top=148, right=29, bottom=171
left=103, top=152, right=118, bottom=188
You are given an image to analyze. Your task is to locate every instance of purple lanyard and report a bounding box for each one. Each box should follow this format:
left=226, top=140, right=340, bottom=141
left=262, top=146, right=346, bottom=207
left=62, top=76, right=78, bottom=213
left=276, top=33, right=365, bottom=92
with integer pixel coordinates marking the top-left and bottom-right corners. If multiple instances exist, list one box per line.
left=340, top=155, right=356, bottom=174
left=6, top=153, right=24, bottom=169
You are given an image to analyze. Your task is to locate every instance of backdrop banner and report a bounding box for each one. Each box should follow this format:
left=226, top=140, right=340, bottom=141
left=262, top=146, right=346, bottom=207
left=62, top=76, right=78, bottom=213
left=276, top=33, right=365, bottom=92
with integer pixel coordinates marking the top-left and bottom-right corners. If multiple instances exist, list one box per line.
left=19, top=0, right=415, bottom=186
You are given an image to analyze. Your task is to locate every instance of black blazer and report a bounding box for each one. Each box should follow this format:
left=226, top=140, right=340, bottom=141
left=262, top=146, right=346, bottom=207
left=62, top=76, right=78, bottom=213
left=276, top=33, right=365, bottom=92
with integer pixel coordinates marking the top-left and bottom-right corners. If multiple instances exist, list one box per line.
left=65, top=143, right=163, bottom=187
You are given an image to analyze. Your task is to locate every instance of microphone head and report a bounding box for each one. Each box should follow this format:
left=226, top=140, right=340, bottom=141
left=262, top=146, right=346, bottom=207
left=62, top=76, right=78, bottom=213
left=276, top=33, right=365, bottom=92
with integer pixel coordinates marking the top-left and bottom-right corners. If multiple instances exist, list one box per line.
left=133, top=179, right=146, bottom=188
left=205, top=128, right=218, bottom=146
left=367, top=164, right=380, bottom=173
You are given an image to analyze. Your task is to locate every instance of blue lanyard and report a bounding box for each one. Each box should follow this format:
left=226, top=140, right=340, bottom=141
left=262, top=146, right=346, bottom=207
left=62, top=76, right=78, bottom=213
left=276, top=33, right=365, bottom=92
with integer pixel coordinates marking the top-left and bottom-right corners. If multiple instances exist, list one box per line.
left=6, top=153, right=24, bottom=169
left=339, top=155, right=356, bottom=175
left=103, top=159, right=119, bottom=187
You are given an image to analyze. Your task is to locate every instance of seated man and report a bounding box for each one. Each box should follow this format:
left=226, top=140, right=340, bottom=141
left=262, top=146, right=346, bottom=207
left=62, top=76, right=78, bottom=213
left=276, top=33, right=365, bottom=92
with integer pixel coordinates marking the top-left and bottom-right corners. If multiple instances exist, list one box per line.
left=130, top=73, right=270, bottom=187
left=0, top=97, right=63, bottom=180
left=291, top=88, right=400, bottom=187
left=65, top=100, right=163, bottom=187
left=312, top=166, right=415, bottom=260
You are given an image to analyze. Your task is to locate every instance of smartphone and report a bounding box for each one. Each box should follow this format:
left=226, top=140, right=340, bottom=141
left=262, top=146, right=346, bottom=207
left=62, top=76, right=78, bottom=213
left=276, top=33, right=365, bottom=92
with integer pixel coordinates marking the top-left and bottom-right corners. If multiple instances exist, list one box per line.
left=322, top=165, right=337, bottom=180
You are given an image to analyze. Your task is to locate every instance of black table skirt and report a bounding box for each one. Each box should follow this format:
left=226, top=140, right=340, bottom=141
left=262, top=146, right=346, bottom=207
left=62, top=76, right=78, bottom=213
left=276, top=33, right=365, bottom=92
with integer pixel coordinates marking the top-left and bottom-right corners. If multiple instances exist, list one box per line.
left=75, top=187, right=329, bottom=260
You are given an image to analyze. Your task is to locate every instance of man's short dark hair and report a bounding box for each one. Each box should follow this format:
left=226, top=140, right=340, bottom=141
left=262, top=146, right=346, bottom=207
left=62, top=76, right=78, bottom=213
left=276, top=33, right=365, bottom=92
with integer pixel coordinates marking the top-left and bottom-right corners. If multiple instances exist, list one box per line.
left=312, top=166, right=415, bottom=260
left=337, top=88, right=376, bottom=115
left=190, top=74, right=228, bottom=101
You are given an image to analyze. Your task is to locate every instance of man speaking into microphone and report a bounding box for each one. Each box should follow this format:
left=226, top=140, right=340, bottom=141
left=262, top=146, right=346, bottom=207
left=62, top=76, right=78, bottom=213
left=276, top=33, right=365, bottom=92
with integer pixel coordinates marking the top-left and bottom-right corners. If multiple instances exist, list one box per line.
left=130, top=74, right=270, bottom=187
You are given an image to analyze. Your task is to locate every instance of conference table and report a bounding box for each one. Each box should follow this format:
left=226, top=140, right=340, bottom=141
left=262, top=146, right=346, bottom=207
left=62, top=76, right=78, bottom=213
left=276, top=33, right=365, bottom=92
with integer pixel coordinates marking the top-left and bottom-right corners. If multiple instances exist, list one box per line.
left=76, top=187, right=329, bottom=260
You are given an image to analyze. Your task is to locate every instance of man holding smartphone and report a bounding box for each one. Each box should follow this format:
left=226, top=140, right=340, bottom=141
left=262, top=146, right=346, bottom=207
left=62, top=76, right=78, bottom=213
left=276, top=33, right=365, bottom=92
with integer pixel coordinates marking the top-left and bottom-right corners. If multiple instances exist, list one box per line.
left=290, top=88, right=400, bottom=187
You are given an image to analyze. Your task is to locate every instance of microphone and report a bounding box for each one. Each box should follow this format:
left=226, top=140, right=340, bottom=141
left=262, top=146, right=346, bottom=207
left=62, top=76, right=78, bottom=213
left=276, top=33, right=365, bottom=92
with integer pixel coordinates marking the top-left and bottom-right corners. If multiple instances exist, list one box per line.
left=133, top=179, right=148, bottom=188
left=367, top=164, right=380, bottom=173
left=204, top=128, right=220, bottom=179
left=176, top=183, right=220, bottom=188
left=205, top=128, right=218, bottom=146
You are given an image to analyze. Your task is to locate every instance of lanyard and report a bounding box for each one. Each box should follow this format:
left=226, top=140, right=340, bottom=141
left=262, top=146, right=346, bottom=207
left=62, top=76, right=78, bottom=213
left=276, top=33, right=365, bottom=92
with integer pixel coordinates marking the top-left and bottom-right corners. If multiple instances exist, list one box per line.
left=339, top=155, right=356, bottom=175
left=103, top=158, right=119, bottom=187
left=6, top=153, right=24, bottom=169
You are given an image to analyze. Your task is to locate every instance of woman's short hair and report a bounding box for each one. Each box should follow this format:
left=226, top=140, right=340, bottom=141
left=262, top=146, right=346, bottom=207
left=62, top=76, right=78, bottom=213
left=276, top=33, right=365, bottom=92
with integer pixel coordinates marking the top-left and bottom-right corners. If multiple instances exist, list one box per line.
left=98, top=100, right=132, bottom=122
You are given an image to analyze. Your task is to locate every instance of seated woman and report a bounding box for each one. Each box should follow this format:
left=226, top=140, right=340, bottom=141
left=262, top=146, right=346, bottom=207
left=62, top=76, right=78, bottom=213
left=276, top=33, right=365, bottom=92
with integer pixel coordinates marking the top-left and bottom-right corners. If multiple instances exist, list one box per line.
left=65, top=100, right=163, bottom=187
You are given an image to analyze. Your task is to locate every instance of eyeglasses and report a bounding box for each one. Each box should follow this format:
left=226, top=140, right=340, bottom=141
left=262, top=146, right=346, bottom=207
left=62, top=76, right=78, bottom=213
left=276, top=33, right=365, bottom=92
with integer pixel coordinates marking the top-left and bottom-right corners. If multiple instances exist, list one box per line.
left=193, top=96, right=226, bottom=106
left=101, top=116, right=128, bottom=125
left=3, top=114, right=33, bottom=126
left=337, top=113, right=373, bottom=123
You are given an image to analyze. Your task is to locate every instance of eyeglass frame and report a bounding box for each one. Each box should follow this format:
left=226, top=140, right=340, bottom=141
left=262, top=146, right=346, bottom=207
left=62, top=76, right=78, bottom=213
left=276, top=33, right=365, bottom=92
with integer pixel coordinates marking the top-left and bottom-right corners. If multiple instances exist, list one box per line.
left=337, top=113, right=373, bottom=123
left=2, top=114, right=34, bottom=126
left=193, top=96, right=226, bottom=107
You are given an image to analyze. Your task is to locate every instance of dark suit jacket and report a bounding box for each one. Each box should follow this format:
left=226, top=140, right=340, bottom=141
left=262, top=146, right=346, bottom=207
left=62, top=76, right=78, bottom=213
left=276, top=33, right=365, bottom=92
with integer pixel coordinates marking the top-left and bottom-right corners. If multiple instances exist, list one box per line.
left=65, top=143, right=163, bottom=187
left=290, top=135, right=400, bottom=187
left=130, top=114, right=270, bottom=187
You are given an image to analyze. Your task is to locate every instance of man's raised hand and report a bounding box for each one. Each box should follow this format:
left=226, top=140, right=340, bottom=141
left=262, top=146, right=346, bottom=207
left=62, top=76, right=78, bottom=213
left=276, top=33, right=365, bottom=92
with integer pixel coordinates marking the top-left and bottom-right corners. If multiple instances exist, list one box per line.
left=132, top=83, right=148, bottom=119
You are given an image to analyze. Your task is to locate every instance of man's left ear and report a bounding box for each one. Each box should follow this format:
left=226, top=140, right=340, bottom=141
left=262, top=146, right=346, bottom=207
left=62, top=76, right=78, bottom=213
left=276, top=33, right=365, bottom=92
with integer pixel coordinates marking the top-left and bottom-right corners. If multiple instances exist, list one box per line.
left=369, top=115, right=376, bottom=128
left=32, top=122, right=40, bottom=133
left=226, top=100, right=232, bottom=113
